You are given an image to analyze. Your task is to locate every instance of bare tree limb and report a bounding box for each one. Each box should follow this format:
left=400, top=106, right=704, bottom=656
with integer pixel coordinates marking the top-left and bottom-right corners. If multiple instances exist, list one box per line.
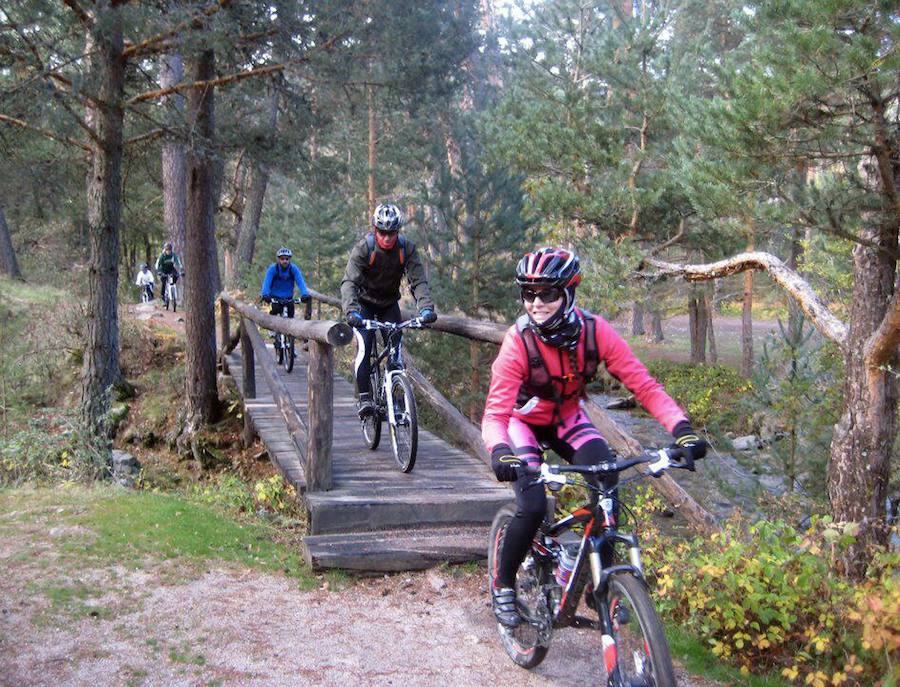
left=0, top=113, right=92, bottom=152
left=124, top=128, right=164, bottom=147
left=647, top=216, right=686, bottom=257
left=864, top=281, right=900, bottom=370
left=642, top=252, right=849, bottom=348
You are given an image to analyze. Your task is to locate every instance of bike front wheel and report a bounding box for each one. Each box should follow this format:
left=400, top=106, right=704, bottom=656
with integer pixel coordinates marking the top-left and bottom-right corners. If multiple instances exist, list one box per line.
left=361, top=367, right=382, bottom=450
left=388, top=372, right=417, bottom=472
left=283, top=336, right=295, bottom=373
left=603, top=572, right=677, bottom=687
left=488, top=505, right=552, bottom=669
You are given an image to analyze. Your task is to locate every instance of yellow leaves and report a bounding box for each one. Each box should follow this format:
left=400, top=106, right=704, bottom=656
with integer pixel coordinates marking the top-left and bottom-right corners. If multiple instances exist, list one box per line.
left=783, top=666, right=800, bottom=681
left=830, top=671, right=847, bottom=686
left=804, top=670, right=829, bottom=687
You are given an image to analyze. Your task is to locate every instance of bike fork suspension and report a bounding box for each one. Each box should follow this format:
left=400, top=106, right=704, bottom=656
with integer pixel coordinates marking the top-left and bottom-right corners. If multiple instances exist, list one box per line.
left=590, top=549, right=621, bottom=683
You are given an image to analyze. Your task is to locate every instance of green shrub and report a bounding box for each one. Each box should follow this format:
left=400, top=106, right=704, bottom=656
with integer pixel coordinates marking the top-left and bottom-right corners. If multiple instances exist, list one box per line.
left=646, top=360, right=753, bottom=431
left=647, top=517, right=900, bottom=686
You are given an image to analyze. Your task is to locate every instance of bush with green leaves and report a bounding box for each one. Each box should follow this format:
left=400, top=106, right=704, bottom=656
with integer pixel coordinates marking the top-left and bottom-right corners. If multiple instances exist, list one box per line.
left=647, top=517, right=899, bottom=686
left=645, top=360, right=753, bottom=431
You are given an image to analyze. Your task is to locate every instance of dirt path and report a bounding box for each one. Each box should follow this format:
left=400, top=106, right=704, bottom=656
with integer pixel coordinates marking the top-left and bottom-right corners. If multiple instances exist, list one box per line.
left=0, top=517, right=721, bottom=687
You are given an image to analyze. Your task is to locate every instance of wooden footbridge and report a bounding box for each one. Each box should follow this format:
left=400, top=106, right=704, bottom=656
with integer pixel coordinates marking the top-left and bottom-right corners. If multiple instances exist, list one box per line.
left=216, top=291, right=718, bottom=572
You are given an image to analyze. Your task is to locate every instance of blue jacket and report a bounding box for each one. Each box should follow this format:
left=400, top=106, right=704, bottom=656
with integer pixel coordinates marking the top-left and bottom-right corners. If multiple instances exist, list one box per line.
left=261, top=263, right=309, bottom=300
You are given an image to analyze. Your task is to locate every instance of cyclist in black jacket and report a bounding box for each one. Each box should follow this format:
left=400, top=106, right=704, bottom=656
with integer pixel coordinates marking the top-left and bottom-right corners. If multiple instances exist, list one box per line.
left=341, top=203, right=437, bottom=418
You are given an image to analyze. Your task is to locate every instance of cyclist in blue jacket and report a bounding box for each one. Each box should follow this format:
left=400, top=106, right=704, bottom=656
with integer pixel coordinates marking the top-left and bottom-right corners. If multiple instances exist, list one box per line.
left=261, top=247, right=311, bottom=319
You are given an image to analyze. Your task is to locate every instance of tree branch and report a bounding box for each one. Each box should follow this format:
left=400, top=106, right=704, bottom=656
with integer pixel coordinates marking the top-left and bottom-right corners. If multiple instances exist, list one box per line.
left=864, top=281, right=900, bottom=370
left=122, top=0, right=228, bottom=59
left=642, top=252, right=849, bottom=348
left=0, top=113, right=92, bottom=152
left=647, top=216, right=686, bottom=257
left=124, top=128, right=164, bottom=147
left=60, top=0, right=93, bottom=28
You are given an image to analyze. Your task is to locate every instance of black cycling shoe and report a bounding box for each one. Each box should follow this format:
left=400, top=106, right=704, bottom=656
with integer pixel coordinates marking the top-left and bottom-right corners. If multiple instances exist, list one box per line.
left=491, top=586, right=522, bottom=628
left=357, top=392, right=375, bottom=420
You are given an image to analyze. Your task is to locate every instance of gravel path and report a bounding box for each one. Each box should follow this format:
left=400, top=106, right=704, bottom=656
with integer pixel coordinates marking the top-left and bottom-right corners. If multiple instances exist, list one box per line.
left=0, top=549, right=720, bottom=687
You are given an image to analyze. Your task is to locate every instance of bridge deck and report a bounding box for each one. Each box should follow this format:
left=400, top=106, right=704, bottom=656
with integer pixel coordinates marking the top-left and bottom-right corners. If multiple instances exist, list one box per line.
left=224, top=344, right=511, bottom=570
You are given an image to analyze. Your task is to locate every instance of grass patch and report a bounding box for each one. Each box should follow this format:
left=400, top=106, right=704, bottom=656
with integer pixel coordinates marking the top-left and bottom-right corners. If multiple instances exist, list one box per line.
left=669, top=629, right=790, bottom=687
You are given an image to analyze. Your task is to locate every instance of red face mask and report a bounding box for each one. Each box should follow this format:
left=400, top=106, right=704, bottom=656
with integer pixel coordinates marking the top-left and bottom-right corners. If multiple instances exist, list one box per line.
left=375, top=230, right=398, bottom=250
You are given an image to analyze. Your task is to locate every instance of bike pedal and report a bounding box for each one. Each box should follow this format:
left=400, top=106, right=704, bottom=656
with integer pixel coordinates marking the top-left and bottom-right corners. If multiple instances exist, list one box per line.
left=571, top=615, right=599, bottom=629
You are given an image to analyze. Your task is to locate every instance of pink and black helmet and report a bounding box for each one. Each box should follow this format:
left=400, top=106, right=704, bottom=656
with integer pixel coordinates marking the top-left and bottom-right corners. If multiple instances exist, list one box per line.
left=515, top=247, right=582, bottom=342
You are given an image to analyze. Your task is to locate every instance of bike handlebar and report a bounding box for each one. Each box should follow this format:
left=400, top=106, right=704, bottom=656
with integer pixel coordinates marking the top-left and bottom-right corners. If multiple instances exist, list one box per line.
left=360, top=318, right=427, bottom=331
left=521, top=446, right=694, bottom=489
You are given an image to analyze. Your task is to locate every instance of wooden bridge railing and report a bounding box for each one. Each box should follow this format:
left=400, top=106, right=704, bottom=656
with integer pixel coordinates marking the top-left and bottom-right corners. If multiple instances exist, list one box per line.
left=305, top=288, right=719, bottom=535
left=218, top=292, right=353, bottom=492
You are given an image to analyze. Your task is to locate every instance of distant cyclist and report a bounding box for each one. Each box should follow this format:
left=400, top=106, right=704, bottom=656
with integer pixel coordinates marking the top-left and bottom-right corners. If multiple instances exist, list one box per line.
left=341, top=202, right=437, bottom=419
left=135, top=264, right=155, bottom=301
left=154, top=242, right=184, bottom=305
left=482, top=247, right=708, bottom=628
left=260, top=247, right=311, bottom=318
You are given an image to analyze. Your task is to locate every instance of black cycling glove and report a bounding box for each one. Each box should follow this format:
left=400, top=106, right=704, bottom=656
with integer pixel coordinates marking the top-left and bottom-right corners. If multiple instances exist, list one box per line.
left=670, top=421, right=708, bottom=469
left=300, top=294, right=312, bottom=304
left=346, top=311, right=363, bottom=328
left=491, top=444, right=523, bottom=482
left=419, top=308, right=437, bottom=324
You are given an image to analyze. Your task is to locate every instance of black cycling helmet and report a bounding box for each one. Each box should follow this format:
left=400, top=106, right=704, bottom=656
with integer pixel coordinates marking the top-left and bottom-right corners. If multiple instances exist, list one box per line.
left=276, top=246, right=293, bottom=258
left=515, top=247, right=583, bottom=348
left=372, top=203, right=403, bottom=232
left=164, top=241, right=173, bottom=250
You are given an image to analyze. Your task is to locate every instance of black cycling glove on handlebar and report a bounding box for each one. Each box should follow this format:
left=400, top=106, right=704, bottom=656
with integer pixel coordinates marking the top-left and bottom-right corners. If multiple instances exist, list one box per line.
left=671, top=421, right=708, bottom=468
left=346, top=311, right=363, bottom=328
left=419, top=308, right=437, bottom=324
left=491, top=443, right=523, bottom=482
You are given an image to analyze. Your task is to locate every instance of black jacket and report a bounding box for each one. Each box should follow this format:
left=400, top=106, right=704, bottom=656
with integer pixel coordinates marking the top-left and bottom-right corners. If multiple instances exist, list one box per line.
left=340, top=233, right=435, bottom=314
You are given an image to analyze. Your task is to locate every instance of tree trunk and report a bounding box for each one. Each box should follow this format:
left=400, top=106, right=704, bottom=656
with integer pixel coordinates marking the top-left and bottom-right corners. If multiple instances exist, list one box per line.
left=183, top=49, right=220, bottom=429
left=80, top=3, right=124, bottom=438
left=705, top=281, right=717, bottom=363
left=235, top=163, right=268, bottom=280
left=0, top=207, right=23, bottom=280
left=827, top=222, right=899, bottom=576
left=688, top=289, right=707, bottom=363
left=787, top=225, right=804, bottom=343
left=631, top=299, right=645, bottom=336
left=649, top=307, right=664, bottom=342
left=367, top=82, right=376, bottom=217
left=160, top=53, right=187, bottom=257
left=741, top=232, right=755, bottom=377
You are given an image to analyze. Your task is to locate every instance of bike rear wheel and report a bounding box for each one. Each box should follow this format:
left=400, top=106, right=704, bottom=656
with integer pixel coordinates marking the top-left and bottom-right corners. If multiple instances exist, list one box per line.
left=388, top=372, right=417, bottom=472
left=361, top=366, right=381, bottom=450
left=488, top=505, right=551, bottom=669
left=603, top=572, right=676, bottom=687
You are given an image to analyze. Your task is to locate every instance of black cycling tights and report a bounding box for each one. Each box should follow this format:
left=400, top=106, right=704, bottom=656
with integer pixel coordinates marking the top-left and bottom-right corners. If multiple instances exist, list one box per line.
left=495, top=437, right=618, bottom=589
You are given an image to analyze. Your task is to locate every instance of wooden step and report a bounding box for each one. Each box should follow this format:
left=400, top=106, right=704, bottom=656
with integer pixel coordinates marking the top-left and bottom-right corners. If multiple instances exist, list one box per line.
left=301, top=524, right=492, bottom=571
left=305, top=489, right=512, bottom=535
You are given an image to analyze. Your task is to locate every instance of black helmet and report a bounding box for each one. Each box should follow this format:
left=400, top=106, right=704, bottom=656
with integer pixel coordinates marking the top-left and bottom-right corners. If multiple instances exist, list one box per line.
left=372, top=203, right=403, bottom=232
left=515, top=247, right=583, bottom=348
left=164, top=241, right=173, bottom=250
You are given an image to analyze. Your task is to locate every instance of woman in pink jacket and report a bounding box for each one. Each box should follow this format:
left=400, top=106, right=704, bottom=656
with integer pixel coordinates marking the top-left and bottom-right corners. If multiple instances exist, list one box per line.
left=482, top=247, right=707, bottom=628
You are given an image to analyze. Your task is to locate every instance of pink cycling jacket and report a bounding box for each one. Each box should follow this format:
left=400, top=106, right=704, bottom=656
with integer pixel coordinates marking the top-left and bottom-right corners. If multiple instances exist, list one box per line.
left=481, top=309, right=688, bottom=452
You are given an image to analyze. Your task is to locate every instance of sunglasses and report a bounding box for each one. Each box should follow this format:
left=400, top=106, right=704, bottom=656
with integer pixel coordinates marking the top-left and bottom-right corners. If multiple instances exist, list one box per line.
left=278, top=256, right=291, bottom=261
left=521, top=286, right=563, bottom=303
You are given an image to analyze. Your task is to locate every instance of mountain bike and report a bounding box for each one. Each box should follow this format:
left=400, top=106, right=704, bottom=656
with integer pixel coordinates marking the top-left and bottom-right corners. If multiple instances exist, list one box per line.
left=161, top=273, right=179, bottom=312
left=358, top=317, right=426, bottom=472
left=139, top=283, right=153, bottom=304
left=271, top=297, right=298, bottom=373
left=488, top=447, right=696, bottom=686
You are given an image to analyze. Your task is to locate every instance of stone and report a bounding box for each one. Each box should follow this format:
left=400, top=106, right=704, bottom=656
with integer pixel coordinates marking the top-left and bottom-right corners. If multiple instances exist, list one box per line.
left=427, top=571, right=447, bottom=592
left=731, top=435, right=761, bottom=451
left=111, top=450, right=141, bottom=488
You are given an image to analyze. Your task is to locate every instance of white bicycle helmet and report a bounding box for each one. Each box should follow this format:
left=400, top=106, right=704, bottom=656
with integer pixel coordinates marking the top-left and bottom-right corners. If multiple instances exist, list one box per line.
left=372, top=203, right=403, bottom=232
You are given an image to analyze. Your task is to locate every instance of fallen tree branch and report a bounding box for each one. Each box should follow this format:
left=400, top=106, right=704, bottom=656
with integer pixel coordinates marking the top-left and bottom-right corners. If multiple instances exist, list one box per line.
left=643, top=252, right=849, bottom=348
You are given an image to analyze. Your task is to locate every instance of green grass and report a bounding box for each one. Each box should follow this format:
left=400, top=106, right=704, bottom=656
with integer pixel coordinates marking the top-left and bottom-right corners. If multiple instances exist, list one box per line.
left=0, top=485, right=320, bottom=588
left=669, top=629, right=791, bottom=687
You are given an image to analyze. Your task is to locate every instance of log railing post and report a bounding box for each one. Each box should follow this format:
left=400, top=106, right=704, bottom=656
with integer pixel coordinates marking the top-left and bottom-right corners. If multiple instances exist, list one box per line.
left=240, top=317, right=256, bottom=448
left=306, top=339, right=334, bottom=491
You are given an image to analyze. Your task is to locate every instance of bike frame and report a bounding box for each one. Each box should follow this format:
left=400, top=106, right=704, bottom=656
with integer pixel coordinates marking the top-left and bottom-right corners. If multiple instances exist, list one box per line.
left=364, top=319, right=421, bottom=417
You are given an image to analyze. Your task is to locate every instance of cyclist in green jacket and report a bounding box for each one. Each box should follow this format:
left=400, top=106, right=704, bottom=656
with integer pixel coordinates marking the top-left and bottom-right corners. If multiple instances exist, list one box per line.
left=341, top=203, right=437, bottom=419
left=155, top=242, right=184, bottom=306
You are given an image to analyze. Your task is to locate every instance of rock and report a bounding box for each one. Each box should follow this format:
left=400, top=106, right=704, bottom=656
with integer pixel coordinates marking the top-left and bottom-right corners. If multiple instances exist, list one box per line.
left=111, top=449, right=141, bottom=488
left=731, top=435, right=761, bottom=451
left=605, top=396, right=637, bottom=410
left=427, top=571, right=447, bottom=592
left=121, top=425, right=143, bottom=445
